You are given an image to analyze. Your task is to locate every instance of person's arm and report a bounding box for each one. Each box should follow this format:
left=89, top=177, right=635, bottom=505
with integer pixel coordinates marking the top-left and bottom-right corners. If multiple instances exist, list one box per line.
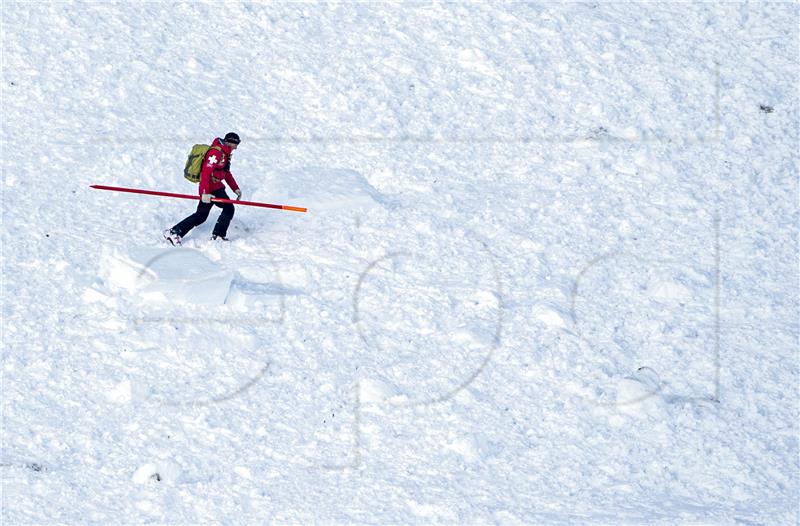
left=224, top=172, right=241, bottom=199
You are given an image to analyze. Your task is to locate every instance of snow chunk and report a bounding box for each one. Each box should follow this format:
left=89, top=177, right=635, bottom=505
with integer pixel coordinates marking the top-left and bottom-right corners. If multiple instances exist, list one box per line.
left=473, top=290, right=500, bottom=309
left=132, top=463, right=158, bottom=484
left=457, top=48, right=500, bottom=79
left=132, top=459, right=183, bottom=484
left=407, top=500, right=458, bottom=522
left=359, top=378, right=397, bottom=404
left=446, top=435, right=480, bottom=463
left=233, top=466, right=253, bottom=480
left=260, top=167, right=384, bottom=213
left=100, top=247, right=234, bottom=305
left=81, top=287, right=112, bottom=304
left=649, top=278, right=692, bottom=303
left=105, top=379, right=148, bottom=405
left=615, top=368, right=669, bottom=419
left=532, top=303, right=568, bottom=329
left=106, top=380, right=132, bottom=404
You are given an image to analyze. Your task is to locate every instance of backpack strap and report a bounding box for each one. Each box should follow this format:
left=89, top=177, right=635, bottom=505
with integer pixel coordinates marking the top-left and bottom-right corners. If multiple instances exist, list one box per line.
left=206, top=144, right=223, bottom=159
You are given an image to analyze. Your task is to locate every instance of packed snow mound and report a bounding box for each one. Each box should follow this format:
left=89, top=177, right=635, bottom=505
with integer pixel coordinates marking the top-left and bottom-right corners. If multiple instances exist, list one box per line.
left=257, top=167, right=385, bottom=213
left=100, top=247, right=234, bottom=305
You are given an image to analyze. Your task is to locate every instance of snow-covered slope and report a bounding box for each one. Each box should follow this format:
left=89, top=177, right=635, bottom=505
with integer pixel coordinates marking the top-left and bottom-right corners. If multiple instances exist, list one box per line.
left=2, top=3, right=798, bottom=524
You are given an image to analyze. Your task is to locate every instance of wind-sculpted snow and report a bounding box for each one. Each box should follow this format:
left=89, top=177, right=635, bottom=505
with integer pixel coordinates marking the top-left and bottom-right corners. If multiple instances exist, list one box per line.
left=2, top=2, right=798, bottom=525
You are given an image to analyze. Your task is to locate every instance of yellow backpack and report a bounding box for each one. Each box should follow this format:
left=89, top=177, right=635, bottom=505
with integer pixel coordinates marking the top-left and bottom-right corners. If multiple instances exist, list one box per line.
left=183, top=144, right=223, bottom=183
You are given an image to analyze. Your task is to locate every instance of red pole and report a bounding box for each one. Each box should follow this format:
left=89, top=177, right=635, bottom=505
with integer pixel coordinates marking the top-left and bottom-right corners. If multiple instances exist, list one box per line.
left=90, top=185, right=307, bottom=213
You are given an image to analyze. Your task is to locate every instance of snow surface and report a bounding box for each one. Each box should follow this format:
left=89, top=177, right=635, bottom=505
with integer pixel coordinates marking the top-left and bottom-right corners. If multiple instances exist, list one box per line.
left=2, top=2, right=799, bottom=524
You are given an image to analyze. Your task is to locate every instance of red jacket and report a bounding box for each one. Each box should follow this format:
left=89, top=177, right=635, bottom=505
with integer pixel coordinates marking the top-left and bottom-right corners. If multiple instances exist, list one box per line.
left=198, top=138, right=239, bottom=196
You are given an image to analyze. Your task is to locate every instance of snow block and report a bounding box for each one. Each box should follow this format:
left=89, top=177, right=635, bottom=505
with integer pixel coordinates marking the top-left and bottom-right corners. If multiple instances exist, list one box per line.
left=615, top=367, right=669, bottom=419
left=100, top=247, right=234, bottom=305
left=132, top=459, right=183, bottom=484
left=359, top=378, right=398, bottom=404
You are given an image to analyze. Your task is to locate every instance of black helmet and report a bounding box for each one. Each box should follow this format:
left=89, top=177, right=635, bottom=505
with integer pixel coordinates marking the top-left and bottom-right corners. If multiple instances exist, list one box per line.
left=223, top=132, right=240, bottom=145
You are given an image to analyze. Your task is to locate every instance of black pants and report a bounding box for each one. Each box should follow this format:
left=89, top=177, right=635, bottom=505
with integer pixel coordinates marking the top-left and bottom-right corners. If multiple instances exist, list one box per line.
left=172, top=189, right=235, bottom=238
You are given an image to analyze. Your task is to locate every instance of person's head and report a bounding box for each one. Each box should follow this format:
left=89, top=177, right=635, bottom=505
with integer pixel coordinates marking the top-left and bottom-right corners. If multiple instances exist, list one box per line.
left=223, top=132, right=240, bottom=150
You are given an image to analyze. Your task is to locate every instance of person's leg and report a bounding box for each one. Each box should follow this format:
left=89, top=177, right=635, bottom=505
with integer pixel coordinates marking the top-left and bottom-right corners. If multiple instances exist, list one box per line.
left=172, top=200, right=213, bottom=237
left=211, top=189, right=235, bottom=238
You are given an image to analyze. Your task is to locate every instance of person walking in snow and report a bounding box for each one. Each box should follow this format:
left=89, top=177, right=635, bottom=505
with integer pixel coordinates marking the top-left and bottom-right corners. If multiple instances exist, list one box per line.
left=164, top=132, right=243, bottom=245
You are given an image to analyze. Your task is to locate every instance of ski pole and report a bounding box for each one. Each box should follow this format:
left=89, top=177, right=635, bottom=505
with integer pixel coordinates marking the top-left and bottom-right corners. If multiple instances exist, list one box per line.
left=90, top=185, right=307, bottom=213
